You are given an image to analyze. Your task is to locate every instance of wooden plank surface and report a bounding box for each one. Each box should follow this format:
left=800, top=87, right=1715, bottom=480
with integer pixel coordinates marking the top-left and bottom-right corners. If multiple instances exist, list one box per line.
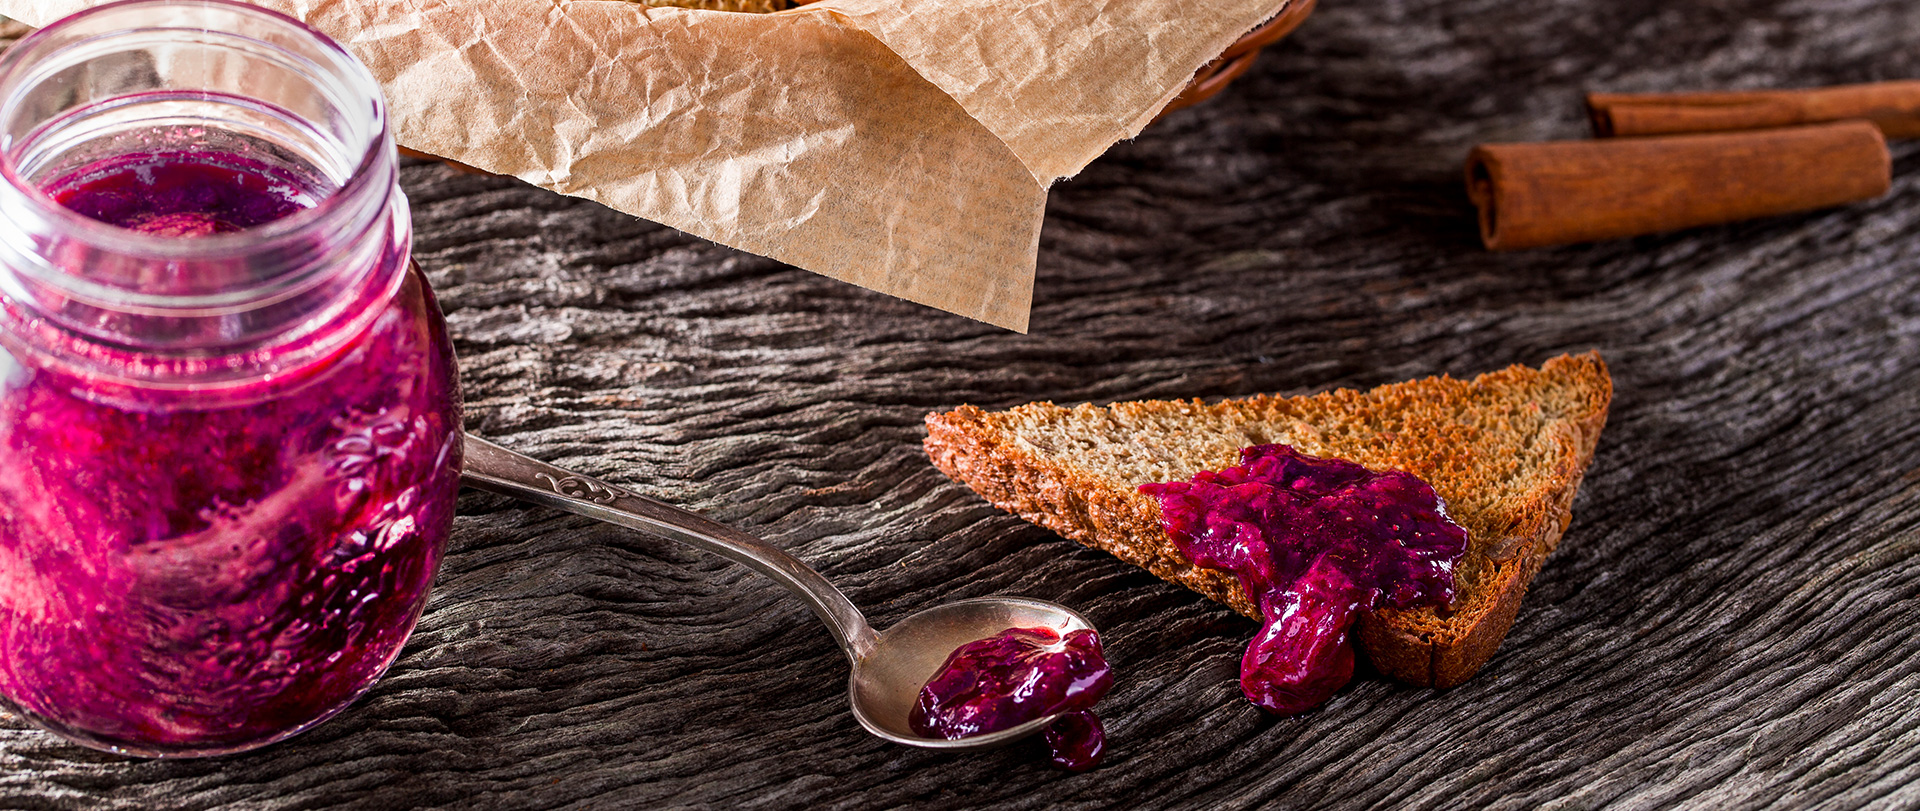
left=4, top=0, right=1920, bottom=807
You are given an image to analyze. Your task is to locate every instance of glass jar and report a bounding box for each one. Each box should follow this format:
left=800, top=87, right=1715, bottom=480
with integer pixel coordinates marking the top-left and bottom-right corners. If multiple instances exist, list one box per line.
left=0, top=0, right=461, bottom=756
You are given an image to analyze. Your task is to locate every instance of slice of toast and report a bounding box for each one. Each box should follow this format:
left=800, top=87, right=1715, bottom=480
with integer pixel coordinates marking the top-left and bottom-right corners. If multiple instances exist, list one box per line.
left=923, top=353, right=1611, bottom=688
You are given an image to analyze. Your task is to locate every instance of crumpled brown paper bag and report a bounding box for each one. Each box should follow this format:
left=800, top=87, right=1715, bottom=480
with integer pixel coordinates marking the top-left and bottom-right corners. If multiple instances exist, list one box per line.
left=0, top=0, right=1290, bottom=331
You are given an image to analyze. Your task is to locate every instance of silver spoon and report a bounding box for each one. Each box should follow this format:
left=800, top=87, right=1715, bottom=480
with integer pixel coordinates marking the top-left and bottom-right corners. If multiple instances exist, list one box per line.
left=459, top=433, right=1097, bottom=750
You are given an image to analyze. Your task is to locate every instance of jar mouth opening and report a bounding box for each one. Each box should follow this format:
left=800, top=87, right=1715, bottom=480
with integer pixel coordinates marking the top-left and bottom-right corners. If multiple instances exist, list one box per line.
left=0, top=0, right=390, bottom=303
left=0, top=117, right=384, bottom=260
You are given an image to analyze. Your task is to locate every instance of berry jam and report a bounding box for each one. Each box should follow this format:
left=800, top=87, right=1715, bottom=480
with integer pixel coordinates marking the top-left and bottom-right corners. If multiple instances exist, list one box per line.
left=910, top=626, right=1113, bottom=771
left=0, top=152, right=459, bottom=754
left=48, top=152, right=315, bottom=235
left=1139, top=445, right=1467, bottom=715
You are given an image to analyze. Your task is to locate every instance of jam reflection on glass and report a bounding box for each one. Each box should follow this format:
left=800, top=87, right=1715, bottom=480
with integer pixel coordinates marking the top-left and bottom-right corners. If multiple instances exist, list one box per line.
left=910, top=626, right=1113, bottom=771
left=1139, top=445, right=1468, bottom=715
left=0, top=151, right=460, bottom=755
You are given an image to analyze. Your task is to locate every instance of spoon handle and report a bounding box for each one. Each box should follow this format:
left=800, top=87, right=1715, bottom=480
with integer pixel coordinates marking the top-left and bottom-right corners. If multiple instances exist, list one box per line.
left=459, top=433, right=879, bottom=662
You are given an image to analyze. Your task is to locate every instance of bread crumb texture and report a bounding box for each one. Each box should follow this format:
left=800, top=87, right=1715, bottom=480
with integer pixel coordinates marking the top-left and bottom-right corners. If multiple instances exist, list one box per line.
left=924, top=352, right=1612, bottom=688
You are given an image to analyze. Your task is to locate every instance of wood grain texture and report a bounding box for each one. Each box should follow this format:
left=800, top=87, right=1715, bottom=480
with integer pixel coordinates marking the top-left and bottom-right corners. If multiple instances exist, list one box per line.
left=3, top=0, right=1919, bottom=808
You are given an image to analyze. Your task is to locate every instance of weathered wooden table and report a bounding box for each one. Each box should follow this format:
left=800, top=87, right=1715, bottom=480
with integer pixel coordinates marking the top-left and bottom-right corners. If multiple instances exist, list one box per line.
left=4, top=0, right=1919, bottom=807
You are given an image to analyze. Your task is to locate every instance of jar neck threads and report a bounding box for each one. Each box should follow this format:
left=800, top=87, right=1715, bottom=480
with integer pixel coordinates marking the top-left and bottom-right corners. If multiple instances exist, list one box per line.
left=0, top=0, right=406, bottom=389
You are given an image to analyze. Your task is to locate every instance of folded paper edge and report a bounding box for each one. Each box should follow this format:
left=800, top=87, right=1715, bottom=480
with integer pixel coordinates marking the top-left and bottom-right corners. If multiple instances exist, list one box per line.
left=806, top=0, right=1294, bottom=185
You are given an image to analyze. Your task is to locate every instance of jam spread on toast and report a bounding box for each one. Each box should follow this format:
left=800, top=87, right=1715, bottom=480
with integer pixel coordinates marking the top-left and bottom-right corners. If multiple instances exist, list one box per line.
left=1141, top=445, right=1467, bottom=714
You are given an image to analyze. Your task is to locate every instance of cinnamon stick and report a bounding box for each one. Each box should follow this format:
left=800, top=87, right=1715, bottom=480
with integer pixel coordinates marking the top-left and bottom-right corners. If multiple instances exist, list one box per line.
left=1466, top=120, right=1889, bottom=251
left=1588, top=80, right=1920, bottom=138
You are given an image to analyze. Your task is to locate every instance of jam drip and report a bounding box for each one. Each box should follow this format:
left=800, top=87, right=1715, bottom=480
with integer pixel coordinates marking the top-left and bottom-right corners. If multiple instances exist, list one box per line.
left=910, top=626, right=1113, bottom=771
left=1140, top=445, right=1468, bottom=715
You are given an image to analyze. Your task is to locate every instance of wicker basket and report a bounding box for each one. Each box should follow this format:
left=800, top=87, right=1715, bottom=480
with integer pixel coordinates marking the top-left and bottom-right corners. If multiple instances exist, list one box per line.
left=1156, top=0, right=1317, bottom=121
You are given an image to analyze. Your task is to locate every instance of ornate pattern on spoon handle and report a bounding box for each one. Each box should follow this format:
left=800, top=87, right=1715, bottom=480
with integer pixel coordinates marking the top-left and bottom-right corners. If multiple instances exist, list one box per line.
left=533, top=471, right=632, bottom=504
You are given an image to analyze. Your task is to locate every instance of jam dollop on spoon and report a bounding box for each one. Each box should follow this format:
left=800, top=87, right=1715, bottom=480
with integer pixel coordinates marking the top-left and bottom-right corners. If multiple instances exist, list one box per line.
left=1141, top=444, right=1468, bottom=714
left=911, top=626, right=1113, bottom=771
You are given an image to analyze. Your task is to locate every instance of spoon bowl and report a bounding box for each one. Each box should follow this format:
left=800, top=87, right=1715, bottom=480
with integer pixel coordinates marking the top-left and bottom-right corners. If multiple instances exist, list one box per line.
left=850, top=597, right=1095, bottom=749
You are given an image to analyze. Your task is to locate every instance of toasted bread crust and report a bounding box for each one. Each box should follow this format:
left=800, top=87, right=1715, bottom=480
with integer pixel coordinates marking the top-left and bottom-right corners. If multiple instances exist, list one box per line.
left=924, top=353, right=1611, bottom=689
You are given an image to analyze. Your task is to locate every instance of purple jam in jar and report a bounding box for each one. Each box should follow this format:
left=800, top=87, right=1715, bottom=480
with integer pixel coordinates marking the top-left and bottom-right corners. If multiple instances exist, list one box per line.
left=1139, top=445, right=1467, bottom=715
left=0, top=150, right=460, bottom=755
left=910, top=626, right=1113, bottom=771
left=0, top=0, right=454, bottom=757
left=48, top=151, right=313, bottom=236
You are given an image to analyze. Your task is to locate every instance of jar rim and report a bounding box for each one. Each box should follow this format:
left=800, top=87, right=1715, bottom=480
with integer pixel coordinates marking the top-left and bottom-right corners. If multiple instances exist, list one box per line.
left=0, top=0, right=389, bottom=274
left=0, top=0, right=410, bottom=388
